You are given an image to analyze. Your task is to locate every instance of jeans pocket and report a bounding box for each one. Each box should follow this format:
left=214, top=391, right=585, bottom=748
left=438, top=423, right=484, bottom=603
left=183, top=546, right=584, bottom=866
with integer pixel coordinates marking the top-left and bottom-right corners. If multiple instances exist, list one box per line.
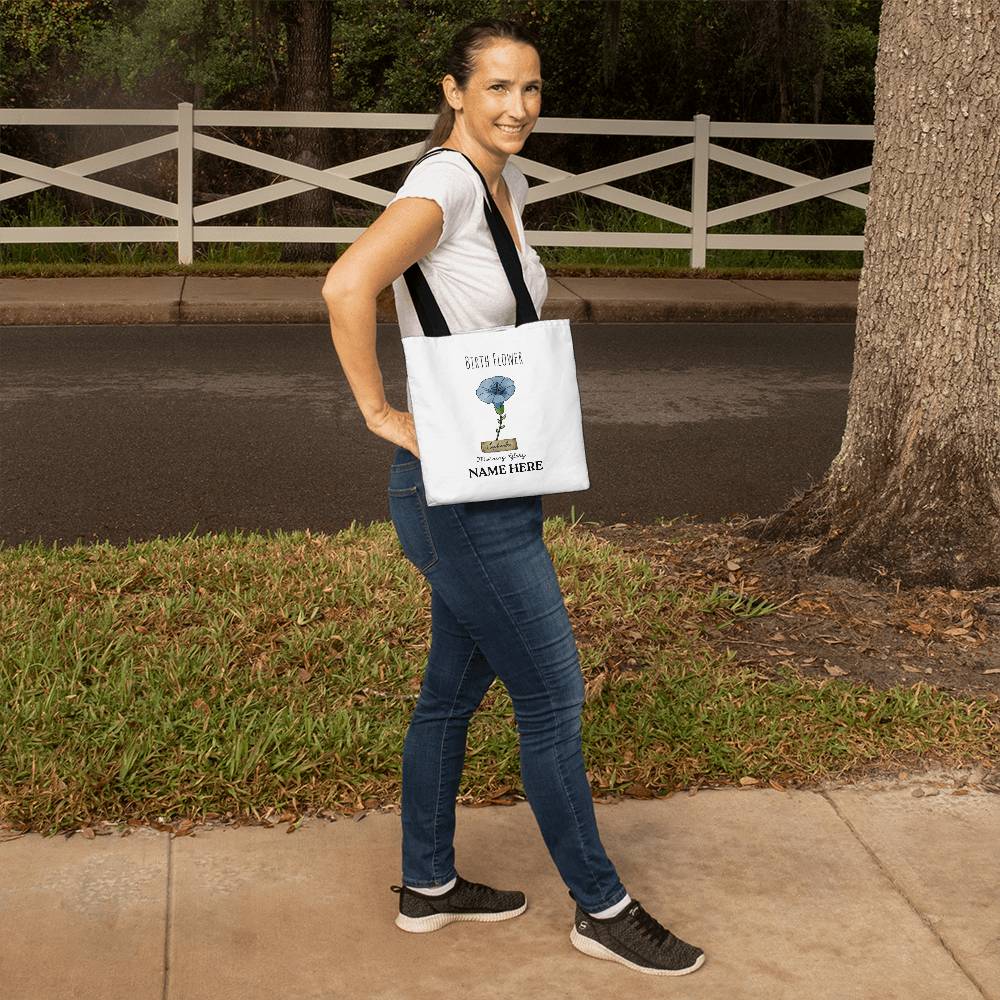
left=388, top=484, right=439, bottom=573
left=391, top=446, right=419, bottom=471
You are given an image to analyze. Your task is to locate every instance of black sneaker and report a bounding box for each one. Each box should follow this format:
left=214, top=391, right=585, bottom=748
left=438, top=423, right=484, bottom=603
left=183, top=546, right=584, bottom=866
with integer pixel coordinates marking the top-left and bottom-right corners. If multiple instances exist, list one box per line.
left=568, top=891, right=706, bottom=975
left=390, top=874, right=527, bottom=933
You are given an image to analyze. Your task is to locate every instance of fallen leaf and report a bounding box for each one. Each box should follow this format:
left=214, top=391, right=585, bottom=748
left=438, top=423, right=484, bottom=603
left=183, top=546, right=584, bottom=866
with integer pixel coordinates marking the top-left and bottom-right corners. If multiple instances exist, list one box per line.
left=824, top=663, right=849, bottom=676
left=585, top=672, right=608, bottom=700
left=625, top=782, right=654, bottom=798
left=796, top=599, right=831, bottom=613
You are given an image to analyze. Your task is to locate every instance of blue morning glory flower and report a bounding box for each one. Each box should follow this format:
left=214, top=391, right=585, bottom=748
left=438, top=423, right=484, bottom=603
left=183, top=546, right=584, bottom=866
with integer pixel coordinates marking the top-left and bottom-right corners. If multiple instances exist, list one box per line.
left=476, top=376, right=516, bottom=407
left=476, top=376, right=517, bottom=442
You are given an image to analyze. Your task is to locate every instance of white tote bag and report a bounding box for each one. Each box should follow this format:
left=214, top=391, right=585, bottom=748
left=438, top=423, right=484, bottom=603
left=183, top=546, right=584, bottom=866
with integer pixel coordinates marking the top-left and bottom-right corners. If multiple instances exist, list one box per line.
left=399, top=148, right=590, bottom=507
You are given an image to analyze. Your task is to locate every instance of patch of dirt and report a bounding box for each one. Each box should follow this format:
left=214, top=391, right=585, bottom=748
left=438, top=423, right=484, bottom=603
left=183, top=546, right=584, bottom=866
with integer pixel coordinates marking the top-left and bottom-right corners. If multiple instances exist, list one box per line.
left=581, top=514, right=1000, bottom=704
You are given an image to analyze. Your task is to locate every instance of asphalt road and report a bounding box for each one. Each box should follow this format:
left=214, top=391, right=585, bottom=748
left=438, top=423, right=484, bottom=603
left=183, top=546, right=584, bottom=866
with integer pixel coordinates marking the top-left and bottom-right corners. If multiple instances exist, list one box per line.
left=0, top=322, right=854, bottom=548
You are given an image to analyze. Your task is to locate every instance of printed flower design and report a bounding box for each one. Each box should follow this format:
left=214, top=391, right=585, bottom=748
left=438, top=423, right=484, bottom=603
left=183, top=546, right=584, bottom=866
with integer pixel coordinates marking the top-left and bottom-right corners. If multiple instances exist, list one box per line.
left=476, top=375, right=516, bottom=441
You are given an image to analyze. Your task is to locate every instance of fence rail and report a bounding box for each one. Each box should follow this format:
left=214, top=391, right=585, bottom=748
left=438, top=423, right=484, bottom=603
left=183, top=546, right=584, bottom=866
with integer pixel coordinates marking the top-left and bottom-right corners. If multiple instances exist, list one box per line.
left=0, top=105, right=873, bottom=267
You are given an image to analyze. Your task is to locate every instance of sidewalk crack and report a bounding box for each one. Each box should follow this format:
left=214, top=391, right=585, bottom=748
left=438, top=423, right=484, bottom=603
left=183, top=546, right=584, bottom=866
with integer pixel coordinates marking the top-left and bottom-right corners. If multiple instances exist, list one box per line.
left=820, top=790, right=990, bottom=999
left=176, top=274, right=187, bottom=325
left=728, top=279, right=780, bottom=302
left=162, top=832, right=173, bottom=1000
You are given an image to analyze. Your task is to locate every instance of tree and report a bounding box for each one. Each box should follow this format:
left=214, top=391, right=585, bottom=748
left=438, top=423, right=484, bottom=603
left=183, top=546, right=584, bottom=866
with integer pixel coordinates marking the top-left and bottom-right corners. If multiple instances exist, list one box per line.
left=745, top=0, right=1000, bottom=589
left=271, top=0, right=339, bottom=264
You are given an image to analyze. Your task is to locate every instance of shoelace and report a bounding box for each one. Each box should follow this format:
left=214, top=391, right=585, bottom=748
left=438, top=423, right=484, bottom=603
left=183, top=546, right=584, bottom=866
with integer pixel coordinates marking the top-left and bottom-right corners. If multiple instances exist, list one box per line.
left=626, top=901, right=673, bottom=949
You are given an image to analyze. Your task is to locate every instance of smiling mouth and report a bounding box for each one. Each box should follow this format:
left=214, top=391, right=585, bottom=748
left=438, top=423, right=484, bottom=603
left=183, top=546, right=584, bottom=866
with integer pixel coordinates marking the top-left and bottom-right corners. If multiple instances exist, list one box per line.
left=495, top=124, right=525, bottom=133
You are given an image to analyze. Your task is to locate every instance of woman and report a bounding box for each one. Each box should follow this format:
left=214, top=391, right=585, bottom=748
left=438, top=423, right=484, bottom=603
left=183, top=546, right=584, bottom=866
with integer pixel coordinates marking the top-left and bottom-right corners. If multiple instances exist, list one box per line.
left=322, top=17, right=705, bottom=978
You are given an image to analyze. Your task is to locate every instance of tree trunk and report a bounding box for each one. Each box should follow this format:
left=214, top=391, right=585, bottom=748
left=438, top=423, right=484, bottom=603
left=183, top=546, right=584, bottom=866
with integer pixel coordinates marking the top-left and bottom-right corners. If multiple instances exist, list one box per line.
left=601, top=1, right=623, bottom=91
left=772, top=0, right=793, bottom=235
left=276, top=0, right=339, bottom=263
left=743, top=0, right=1000, bottom=589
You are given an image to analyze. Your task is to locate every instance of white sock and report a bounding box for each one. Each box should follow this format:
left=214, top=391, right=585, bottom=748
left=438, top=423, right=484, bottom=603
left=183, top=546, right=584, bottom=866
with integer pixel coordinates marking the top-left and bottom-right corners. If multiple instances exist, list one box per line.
left=406, top=875, right=457, bottom=896
left=588, top=891, right=632, bottom=919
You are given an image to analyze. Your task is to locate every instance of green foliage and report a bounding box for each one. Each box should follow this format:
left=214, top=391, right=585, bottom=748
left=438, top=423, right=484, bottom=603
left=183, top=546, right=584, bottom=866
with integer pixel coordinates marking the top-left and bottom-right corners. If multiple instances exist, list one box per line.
left=2, top=0, right=880, bottom=121
left=68, top=0, right=273, bottom=105
left=0, top=0, right=114, bottom=103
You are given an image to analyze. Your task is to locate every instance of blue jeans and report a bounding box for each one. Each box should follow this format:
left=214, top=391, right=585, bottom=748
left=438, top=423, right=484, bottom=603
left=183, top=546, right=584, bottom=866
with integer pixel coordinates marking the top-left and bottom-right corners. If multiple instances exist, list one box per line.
left=387, top=446, right=627, bottom=913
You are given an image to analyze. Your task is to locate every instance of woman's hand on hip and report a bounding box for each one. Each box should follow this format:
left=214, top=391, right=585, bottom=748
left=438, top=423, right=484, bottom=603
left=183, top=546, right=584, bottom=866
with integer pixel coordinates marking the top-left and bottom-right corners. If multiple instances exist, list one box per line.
left=366, top=403, right=420, bottom=459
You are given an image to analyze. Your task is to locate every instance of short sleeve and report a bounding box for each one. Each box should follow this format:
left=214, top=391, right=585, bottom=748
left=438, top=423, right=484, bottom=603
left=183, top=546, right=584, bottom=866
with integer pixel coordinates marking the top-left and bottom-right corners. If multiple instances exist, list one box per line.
left=505, top=164, right=530, bottom=214
left=388, top=157, right=481, bottom=251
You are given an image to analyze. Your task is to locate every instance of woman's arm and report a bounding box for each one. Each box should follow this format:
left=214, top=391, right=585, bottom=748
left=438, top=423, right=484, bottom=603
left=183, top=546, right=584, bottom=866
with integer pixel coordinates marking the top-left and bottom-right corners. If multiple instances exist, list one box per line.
left=321, top=289, right=386, bottom=426
left=321, top=196, right=445, bottom=452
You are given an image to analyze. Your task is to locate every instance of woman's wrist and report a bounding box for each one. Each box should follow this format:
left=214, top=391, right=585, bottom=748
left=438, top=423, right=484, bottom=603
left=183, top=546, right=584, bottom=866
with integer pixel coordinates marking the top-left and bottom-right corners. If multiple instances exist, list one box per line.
left=365, top=400, right=392, bottom=429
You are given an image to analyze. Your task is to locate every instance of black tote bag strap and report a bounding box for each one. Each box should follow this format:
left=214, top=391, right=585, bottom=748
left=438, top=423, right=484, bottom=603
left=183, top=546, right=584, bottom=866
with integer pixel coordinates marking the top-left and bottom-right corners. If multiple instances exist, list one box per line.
left=464, top=152, right=540, bottom=329
left=399, top=147, right=539, bottom=338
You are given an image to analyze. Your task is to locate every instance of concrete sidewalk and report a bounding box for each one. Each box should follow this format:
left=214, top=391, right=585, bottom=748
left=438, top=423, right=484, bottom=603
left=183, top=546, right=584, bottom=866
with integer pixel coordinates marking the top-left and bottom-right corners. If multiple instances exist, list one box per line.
left=1, top=770, right=997, bottom=1000
left=0, top=274, right=859, bottom=325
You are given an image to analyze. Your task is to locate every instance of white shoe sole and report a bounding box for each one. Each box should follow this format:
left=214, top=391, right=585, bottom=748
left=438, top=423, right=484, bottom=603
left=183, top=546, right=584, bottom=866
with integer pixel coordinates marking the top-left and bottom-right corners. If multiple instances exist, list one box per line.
left=395, top=899, right=527, bottom=933
left=570, top=925, right=706, bottom=975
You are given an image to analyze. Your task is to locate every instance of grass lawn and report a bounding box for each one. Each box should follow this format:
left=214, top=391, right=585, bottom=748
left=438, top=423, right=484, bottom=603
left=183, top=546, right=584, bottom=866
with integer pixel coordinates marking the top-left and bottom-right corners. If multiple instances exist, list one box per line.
left=2, top=514, right=995, bottom=838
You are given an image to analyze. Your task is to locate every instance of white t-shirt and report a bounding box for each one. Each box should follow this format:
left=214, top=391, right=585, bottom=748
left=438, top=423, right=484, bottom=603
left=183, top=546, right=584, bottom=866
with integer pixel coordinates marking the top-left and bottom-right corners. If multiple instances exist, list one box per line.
left=387, top=147, right=549, bottom=343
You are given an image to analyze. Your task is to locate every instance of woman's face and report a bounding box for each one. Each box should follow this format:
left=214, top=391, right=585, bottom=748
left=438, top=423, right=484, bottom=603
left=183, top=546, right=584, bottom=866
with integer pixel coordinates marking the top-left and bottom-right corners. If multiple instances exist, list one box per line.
left=444, top=40, right=542, bottom=157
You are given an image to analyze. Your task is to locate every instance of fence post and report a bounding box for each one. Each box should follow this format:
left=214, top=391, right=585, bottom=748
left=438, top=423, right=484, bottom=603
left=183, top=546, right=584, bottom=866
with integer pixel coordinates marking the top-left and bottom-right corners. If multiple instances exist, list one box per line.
left=690, top=113, right=710, bottom=269
left=177, top=102, right=194, bottom=265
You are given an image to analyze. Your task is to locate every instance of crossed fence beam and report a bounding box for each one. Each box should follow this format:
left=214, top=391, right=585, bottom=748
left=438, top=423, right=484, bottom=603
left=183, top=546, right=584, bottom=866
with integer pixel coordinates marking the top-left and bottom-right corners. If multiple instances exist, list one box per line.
left=0, top=106, right=873, bottom=266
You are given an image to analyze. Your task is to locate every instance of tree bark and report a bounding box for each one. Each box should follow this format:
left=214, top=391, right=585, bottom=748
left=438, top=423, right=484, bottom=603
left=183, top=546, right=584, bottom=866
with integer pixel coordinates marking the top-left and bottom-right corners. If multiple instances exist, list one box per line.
left=744, top=0, right=1000, bottom=589
left=601, top=1, right=623, bottom=91
left=276, top=0, right=339, bottom=263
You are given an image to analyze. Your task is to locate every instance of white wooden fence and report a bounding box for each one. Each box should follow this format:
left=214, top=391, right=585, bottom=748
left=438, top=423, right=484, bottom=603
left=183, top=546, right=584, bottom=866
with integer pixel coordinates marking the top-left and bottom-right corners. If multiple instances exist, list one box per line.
left=0, top=104, right=873, bottom=267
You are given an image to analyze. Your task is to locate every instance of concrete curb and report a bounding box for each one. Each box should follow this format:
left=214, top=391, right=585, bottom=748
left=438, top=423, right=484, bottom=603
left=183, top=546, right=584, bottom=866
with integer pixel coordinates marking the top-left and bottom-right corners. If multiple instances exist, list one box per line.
left=0, top=275, right=859, bottom=326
